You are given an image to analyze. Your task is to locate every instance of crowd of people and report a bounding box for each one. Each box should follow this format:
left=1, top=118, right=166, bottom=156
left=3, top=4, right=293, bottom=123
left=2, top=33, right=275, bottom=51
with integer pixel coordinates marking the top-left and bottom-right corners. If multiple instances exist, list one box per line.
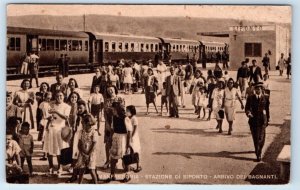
left=6, top=52, right=291, bottom=183
left=6, top=70, right=142, bottom=183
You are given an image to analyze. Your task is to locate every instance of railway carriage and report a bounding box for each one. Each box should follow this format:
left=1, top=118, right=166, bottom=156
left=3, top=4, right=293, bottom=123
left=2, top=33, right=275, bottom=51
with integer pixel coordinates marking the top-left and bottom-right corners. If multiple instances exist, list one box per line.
left=7, top=27, right=90, bottom=73
left=199, top=41, right=228, bottom=63
left=86, top=32, right=162, bottom=65
left=7, top=26, right=229, bottom=79
left=159, top=37, right=200, bottom=62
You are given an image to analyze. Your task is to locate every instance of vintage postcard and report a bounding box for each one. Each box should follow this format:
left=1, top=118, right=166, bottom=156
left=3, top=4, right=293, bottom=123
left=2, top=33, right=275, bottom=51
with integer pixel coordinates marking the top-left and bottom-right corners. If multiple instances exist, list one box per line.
left=5, top=4, right=291, bottom=184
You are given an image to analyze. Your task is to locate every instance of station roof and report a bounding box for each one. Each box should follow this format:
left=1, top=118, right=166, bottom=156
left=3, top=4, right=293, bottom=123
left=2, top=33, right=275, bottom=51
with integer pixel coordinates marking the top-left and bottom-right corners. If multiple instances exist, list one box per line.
left=198, top=32, right=230, bottom=38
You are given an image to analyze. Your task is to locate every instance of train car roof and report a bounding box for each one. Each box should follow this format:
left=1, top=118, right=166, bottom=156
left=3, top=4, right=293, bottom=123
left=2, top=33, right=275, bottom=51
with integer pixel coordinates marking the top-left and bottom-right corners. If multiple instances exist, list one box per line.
left=7, top=26, right=89, bottom=38
left=200, top=41, right=226, bottom=45
left=159, top=37, right=199, bottom=44
left=92, top=32, right=161, bottom=42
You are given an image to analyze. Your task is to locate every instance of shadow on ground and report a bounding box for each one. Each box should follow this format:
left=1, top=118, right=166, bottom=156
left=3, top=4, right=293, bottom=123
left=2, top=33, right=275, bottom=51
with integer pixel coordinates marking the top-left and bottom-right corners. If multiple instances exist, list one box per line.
left=245, top=118, right=290, bottom=184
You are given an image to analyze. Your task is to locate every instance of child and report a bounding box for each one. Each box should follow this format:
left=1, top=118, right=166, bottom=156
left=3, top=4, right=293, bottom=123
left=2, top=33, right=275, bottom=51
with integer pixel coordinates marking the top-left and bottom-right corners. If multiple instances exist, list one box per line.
left=207, top=77, right=216, bottom=120
left=39, top=92, right=53, bottom=161
left=18, top=122, right=34, bottom=176
left=196, top=86, right=207, bottom=119
left=6, top=91, right=22, bottom=132
left=126, top=105, right=142, bottom=173
left=6, top=129, right=29, bottom=183
left=76, top=114, right=98, bottom=184
left=88, top=85, right=104, bottom=136
left=245, top=82, right=254, bottom=100
left=158, top=82, right=168, bottom=116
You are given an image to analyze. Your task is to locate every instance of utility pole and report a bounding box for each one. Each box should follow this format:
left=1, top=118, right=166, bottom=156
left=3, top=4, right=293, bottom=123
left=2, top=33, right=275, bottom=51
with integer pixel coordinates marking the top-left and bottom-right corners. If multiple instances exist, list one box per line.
left=83, top=14, right=86, bottom=32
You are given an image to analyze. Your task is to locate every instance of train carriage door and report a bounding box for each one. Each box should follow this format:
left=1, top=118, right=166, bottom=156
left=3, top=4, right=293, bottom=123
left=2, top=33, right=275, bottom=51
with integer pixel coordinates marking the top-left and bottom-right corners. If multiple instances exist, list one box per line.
left=97, top=40, right=104, bottom=65
left=26, top=35, right=38, bottom=53
left=163, top=43, right=171, bottom=60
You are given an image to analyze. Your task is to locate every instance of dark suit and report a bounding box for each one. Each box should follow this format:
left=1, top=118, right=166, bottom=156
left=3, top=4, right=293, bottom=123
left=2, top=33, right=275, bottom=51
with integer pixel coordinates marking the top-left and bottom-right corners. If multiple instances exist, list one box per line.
left=50, top=83, right=68, bottom=101
left=245, top=94, right=270, bottom=159
left=249, top=66, right=263, bottom=84
left=166, top=74, right=181, bottom=117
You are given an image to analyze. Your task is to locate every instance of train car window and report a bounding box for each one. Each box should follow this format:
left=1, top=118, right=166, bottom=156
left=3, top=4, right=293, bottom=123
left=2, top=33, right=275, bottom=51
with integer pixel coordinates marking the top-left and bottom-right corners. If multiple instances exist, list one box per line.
left=55, top=39, right=59, bottom=51
left=131, top=43, right=134, bottom=52
left=155, top=44, right=158, bottom=52
left=172, top=45, right=175, bottom=52
left=105, top=42, right=109, bottom=52
left=68, top=40, right=72, bottom=51
left=15, top=38, right=20, bottom=51
left=118, top=42, right=122, bottom=52
left=183, top=45, right=185, bottom=52
left=72, top=40, right=79, bottom=51
left=8, top=37, right=15, bottom=51
left=176, top=45, right=179, bottom=52
left=46, top=39, right=55, bottom=51
left=179, top=45, right=182, bottom=52
left=145, top=44, right=149, bottom=52
left=60, top=40, right=67, bottom=51
left=112, top=42, right=116, bottom=52
left=141, top=43, right=144, bottom=52
left=78, top=41, right=82, bottom=51
left=125, top=43, right=129, bottom=52
left=41, top=39, right=46, bottom=51
left=150, top=44, right=154, bottom=52
left=85, top=40, right=88, bottom=51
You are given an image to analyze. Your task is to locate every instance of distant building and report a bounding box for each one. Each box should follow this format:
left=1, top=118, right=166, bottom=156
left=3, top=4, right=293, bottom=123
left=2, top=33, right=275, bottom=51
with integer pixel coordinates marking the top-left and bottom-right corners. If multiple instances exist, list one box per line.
left=229, top=24, right=291, bottom=69
left=200, top=24, right=291, bottom=70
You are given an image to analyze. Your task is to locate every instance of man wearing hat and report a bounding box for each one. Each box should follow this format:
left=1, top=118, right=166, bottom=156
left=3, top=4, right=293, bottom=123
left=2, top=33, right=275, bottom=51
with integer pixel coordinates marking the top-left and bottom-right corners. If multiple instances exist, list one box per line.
left=245, top=82, right=270, bottom=162
left=166, top=67, right=181, bottom=118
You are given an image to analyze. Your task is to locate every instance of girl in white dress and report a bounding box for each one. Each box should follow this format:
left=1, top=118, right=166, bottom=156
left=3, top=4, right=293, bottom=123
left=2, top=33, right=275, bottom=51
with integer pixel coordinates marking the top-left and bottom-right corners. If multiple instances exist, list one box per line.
left=126, top=105, right=142, bottom=172
left=122, top=63, right=133, bottom=94
left=196, top=86, right=207, bottom=119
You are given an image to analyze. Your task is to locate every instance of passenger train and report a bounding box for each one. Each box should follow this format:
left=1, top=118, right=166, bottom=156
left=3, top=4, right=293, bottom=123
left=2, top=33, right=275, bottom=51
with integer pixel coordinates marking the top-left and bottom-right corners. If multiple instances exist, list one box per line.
left=7, top=26, right=228, bottom=75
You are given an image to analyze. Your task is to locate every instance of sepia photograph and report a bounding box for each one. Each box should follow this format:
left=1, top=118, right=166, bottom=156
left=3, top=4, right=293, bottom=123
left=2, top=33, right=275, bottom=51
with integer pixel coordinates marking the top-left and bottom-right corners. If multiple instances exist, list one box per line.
left=5, top=4, right=291, bottom=184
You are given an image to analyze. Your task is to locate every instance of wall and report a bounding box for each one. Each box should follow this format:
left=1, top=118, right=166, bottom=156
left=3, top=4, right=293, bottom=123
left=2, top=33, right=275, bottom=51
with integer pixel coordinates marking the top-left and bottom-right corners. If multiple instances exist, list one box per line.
left=229, top=30, right=276, bottom=70
left=275, top=25, right=291, bottom=65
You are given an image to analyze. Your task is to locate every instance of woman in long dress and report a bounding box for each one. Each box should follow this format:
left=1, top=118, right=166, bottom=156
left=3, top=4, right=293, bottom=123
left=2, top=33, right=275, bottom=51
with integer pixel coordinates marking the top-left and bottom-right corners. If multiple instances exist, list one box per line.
left=43, top=91, right=71, bottom=176
left=144, top=68, right=159, bottom=115
left=13, top=79, right=35, bottom=130
left=105, top=102, right=132, bottom=183
left=211, top=79, right=225, bottom=133
left=224, top=78, right=244, bottom=135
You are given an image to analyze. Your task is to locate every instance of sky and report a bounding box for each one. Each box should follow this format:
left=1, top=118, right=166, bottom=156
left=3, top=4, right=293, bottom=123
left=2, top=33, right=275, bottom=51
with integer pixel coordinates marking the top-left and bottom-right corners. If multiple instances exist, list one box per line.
left=7, top=4, right=291, bottom=23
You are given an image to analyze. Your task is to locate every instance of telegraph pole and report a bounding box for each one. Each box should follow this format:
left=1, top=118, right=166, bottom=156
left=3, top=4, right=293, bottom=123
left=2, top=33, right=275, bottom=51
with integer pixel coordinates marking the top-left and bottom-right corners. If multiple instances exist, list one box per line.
left=83, top=14, right=86, bottom=32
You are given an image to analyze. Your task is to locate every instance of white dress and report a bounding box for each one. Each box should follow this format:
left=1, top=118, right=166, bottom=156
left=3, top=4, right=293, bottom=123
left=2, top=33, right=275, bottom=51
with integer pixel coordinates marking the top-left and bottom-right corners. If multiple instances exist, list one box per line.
left=123, top=67, right=133, bottom=84
left=156, top=63, right=167, bottom=90
left=224, top=87, right=239, bottom=121
left=43, top=102, right=71, bottom=156
left=196, top=92, right=208, bottom=107
left=130, top=116, right=141, bottom=154
left=211, top=88, right=225, bottom=120
left=191, top=77, right=205, bottom=105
